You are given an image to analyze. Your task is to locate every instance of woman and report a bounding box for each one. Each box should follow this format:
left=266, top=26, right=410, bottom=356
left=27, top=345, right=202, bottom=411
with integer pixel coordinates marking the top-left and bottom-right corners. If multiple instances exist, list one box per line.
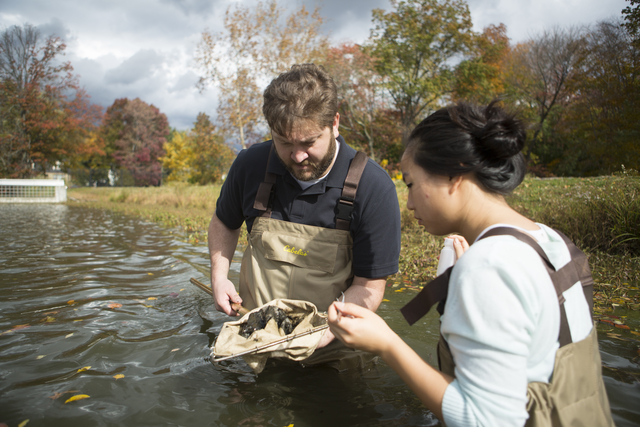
left=327, top=102, right=613, bottom=426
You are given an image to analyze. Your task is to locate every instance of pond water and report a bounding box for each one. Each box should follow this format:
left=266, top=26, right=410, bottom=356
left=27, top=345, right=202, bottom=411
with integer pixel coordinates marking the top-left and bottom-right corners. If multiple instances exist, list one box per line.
left=0, top=204, right=638, bottom=427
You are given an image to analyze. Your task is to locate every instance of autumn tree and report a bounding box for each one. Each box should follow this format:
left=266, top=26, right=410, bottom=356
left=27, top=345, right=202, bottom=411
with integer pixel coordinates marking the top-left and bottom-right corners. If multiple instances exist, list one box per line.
left=0, top=23, right=102, bottom=178
left=102, top=98, right=169, bottom=186
left=453, top=24, right=510, bottom=104
left=503, top=26, right=583, bottom=162
left=160, top=130, right=194, bottom=183
left=195, top=0, right=329, bottom=148
left=322, top=43, right=398, bottom=162
left=189, top=112, right=234, bottom=185
left=554, top=19, right=640, bottom=175
left=623, top=0, right=640, bottom=39
left=366, top=0, right=475, bottom=142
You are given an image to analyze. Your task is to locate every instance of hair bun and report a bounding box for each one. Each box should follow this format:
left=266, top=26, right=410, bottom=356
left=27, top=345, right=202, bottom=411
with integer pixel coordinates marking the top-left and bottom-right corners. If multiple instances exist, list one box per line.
left=473, top=105, right=526, bottom=161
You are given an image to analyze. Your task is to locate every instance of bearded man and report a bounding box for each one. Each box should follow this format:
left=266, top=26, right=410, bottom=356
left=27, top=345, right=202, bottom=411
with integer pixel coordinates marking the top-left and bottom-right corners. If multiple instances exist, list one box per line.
left=208, top=63, right=401, bottom=368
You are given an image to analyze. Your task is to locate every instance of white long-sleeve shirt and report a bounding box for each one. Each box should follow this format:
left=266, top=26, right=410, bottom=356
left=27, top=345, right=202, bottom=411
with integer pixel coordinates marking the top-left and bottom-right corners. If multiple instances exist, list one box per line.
left=440, top=223, right=593, bottom=427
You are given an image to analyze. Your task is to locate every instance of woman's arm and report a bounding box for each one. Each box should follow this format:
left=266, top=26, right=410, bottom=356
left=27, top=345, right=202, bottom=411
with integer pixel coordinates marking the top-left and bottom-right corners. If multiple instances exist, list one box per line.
left=328, top=302, right=453, bottom=420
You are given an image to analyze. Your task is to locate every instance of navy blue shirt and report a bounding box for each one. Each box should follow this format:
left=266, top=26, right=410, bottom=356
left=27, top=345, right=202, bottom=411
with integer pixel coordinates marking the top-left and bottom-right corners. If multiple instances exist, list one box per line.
left=215, top=136, right=401, bottom=279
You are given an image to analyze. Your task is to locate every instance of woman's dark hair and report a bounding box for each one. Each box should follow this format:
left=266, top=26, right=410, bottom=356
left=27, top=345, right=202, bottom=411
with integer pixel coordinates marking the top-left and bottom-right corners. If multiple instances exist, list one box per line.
left=405, top=101, right=527, bottom=195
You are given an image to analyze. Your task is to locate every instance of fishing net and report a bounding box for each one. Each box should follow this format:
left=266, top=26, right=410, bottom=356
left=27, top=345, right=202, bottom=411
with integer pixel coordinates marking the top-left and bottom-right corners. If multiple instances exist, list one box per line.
left=211, top=299, right=328, bottom=374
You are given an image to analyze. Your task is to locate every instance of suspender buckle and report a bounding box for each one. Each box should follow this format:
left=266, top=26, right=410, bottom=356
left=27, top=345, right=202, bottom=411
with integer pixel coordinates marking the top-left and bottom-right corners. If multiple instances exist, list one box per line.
left=336, top=196, right=355, bottom=221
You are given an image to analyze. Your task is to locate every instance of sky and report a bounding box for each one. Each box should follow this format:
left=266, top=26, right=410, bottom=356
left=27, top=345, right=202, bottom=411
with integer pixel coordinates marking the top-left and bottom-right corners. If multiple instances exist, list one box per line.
left=0, top=0, right=629, bottom=130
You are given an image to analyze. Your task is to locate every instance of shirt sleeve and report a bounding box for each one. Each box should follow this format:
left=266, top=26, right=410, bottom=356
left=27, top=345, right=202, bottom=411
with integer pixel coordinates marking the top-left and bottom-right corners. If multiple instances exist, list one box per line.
left=215, top=149, right=249, bottom=230
left=351, top=163, right=401, bottom=278
left=440, top=238, right=557, bottom=427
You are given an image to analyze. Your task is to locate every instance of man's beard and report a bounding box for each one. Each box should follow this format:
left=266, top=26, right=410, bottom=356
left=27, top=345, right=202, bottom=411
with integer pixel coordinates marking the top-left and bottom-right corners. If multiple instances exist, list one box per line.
left=282, top=133, right=337, bottom=181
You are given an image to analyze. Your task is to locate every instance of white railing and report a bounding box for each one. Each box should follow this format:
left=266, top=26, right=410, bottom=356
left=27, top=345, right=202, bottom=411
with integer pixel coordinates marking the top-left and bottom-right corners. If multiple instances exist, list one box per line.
left=0, top=179, right=67, bottom=203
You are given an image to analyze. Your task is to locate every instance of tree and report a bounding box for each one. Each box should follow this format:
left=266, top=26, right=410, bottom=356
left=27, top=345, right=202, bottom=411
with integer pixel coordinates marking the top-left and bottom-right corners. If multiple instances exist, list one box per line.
left=322, top=43, right=394, bottom=162
left=623, top=0, right=640, bottom=39
left=189, top=112, right=234, bottom=185
left=366, top=0, right=475, bottom=142
left=452, top=24, right=510, bottom=104
left=503, top=26, right=583, bottom=161
left=195, top=0, right=329, bottom=148
left=0, top=23, right=101, bottom=178
left=160, top=130, right=194, bottom=183
left=102, top=98, right=169, bottom=186
left=555, top=19, right=640, bottom=175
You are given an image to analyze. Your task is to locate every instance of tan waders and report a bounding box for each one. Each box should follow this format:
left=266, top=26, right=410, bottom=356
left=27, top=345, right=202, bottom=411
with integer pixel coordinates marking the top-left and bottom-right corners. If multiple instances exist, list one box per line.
left=239, top=150, right=374, bottom=370
left=401, top=227, right=614, bottom=426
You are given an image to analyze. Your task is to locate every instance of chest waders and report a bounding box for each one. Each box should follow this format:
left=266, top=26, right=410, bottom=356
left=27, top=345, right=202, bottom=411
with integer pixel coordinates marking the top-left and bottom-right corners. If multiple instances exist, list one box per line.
left=401, top=227, right=614, bottom=427
left=239, top=148, right=373, bottom=369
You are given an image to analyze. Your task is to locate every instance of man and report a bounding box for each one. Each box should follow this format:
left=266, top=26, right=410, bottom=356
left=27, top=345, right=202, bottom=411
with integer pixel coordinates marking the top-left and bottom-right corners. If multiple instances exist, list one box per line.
left=208, top=63, right=401, bottom=365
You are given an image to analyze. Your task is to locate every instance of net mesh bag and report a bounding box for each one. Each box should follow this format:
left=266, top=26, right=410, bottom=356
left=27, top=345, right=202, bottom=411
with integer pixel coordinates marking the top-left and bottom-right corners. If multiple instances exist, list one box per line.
left=211, top=299, right=328, bottom=373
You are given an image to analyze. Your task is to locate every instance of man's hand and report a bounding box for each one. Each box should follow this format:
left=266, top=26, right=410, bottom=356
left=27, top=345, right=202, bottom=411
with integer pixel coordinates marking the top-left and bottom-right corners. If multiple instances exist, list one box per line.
left=212, top=278, right=243, bottom=316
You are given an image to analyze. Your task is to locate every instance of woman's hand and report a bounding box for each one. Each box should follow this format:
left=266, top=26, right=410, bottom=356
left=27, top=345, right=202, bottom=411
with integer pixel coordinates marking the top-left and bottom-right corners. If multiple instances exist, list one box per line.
left=327, top=301, right=395, bottom=356
left=447, top=234, right=469, bottom=259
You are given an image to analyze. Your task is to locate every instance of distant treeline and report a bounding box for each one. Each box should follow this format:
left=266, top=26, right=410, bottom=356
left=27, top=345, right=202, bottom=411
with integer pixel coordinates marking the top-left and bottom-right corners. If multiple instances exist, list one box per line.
left=1, top=0, right=638, bottom=185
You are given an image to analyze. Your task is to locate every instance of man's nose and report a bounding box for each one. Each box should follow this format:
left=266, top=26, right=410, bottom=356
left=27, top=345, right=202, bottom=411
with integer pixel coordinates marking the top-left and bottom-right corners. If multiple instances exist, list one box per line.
left=291, top=147, right=309, bottom=163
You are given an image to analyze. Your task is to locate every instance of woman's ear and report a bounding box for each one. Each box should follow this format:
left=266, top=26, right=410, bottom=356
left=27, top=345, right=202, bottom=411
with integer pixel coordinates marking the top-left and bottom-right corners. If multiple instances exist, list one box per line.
left=448, top=174, right=464, bottom=195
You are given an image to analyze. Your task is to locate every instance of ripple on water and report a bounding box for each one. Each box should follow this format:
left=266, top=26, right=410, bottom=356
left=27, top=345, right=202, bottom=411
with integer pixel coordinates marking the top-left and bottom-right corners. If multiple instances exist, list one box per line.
left=1, top=203, right=638, bottom=427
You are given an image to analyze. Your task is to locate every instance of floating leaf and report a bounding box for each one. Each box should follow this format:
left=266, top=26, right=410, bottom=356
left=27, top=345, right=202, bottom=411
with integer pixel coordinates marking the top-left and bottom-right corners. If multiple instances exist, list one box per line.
left=43, top=316, right=56, bottom=323
left=107, top=303, right=122, bottom=309
left=36, top=355, right=45, bottom=360
left=65, top=394, right=90, bottom=404
left=49, top=390, right=80, bottom=400
left=65, top=333, right=74, bottom=338
left=113, top=374, right=125, bottom=380
left=169, top=292, right=179, bottom=298
left=171, top=348, right=179, bottom=352
left=148, top=273, right=154, bottom=276
left=382, top=299, right=390, bottom=302
left=147, top=297, right=157, bottom=301
left=2, top=324, right=30, bottom=335
left=67, top=300, right=75, bottom=305
left=615, top=324, right=630, bottom=330
left=77, top=366, right=91, bottom=373
left=18, top=420, right=29, bottom=427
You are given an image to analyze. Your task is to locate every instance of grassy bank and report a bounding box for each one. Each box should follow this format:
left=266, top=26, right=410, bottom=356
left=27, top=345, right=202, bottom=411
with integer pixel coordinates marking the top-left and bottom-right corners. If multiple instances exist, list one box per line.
left=68, top=175, right=640, bottom=318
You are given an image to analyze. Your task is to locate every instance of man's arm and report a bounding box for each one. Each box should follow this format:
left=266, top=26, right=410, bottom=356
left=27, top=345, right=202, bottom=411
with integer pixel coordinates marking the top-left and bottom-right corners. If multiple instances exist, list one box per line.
left=316, top=275, right=386, bottom=348
left=208, top=213, right=242, bottom=316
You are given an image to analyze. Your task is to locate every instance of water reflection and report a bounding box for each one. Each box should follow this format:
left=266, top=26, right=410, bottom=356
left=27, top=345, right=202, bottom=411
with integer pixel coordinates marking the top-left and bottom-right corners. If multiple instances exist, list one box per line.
left=0, top=204, right=638, bottom=426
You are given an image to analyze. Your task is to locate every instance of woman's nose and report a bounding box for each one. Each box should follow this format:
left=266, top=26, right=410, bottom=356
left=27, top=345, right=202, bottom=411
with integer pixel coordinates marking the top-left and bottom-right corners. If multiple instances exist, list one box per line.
left=406, top=193, right=414, bottom=210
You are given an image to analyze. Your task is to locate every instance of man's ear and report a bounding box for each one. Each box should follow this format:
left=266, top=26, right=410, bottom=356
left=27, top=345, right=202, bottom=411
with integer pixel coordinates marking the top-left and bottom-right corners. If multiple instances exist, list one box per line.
left=333, top=112, right=340, bottom=138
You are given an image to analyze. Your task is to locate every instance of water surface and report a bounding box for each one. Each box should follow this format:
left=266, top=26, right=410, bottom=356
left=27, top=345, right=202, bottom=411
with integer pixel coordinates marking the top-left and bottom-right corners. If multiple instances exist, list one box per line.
left=0, top=204, right=637, bottom=426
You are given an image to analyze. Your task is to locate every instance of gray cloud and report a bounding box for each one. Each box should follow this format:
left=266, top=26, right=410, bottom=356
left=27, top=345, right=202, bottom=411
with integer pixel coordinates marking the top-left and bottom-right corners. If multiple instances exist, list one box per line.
left=1, top=0, right=629, bottom=131
left=36, top=17, right=70, bottom=40
left=104, top=49, right=164, bottom=85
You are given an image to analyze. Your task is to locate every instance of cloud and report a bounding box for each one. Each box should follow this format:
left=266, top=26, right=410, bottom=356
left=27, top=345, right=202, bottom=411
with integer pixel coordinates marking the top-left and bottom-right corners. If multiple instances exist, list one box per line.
left=36, top=17, right=70, bottom=40
left=1, top=0, right=629, bottom=131
left=104, top=49, right=164, bottom=85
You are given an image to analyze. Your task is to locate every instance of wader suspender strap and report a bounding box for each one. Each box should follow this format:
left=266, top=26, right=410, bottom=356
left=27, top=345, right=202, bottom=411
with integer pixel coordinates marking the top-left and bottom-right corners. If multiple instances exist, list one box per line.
left=335, top=151, right=368, bottom=231
left=400, top=227, right=594, bottom=347
left=252, top=146, right=369, bottom=230
left=253, top=144, right=277, bottom=217
left=400, top=267, right=452, bottom=326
